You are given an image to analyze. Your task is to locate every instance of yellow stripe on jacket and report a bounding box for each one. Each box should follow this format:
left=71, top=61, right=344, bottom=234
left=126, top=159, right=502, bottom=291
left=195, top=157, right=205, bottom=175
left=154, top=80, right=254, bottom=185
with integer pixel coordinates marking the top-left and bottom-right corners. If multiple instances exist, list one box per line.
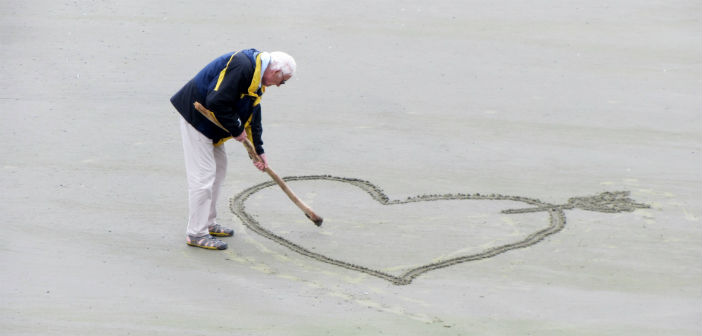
left=240, top=53, right=265, bottom=106
left=214, top=52, right=239, bottom=91
left=244, top=114, right=254, bottom=145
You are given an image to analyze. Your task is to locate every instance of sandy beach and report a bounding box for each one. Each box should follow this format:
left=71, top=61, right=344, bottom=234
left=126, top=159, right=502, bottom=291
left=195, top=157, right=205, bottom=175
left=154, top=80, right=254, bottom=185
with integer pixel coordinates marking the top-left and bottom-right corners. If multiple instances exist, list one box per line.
left=1, top=1, right=700, bottom=335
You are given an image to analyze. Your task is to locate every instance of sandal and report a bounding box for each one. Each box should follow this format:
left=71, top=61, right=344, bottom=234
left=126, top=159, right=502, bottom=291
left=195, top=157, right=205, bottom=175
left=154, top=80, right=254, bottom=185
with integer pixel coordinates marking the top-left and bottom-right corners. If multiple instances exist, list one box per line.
left=208, top=223, right=234, bottom=237
left=186, top=234, right=228, bottom=250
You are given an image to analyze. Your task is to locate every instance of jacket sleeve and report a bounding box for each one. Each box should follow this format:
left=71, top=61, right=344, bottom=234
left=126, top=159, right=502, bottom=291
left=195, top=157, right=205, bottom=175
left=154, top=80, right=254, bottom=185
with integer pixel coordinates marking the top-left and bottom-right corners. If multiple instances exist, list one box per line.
left=250, top=104, right=264, bottom=155
left=204, top=60, right=251, bottom=137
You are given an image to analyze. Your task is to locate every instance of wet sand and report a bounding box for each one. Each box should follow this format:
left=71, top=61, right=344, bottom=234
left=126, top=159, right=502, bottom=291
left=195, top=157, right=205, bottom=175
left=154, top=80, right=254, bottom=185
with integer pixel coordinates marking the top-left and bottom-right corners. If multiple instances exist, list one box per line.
left=1, top=1, right=700, bottom=335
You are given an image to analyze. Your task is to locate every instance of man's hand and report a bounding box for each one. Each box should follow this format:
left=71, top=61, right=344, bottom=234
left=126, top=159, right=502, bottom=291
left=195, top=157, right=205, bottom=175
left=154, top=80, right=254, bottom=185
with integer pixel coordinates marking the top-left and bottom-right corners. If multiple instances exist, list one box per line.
left=234, top=130, right=247, bottom=142
left=254, top=153, right=268, bottom=172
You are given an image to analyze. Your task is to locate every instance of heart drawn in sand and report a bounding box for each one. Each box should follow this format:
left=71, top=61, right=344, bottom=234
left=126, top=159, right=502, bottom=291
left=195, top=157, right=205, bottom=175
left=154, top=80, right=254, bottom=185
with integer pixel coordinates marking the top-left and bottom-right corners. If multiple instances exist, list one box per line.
left=230, top=175, right=649, bottom=285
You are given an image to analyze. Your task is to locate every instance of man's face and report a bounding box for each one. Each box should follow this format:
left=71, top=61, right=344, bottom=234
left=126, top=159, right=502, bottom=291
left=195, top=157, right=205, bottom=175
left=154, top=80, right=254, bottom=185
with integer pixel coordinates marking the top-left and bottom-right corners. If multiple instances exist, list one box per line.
left=262, top=69, right=292, bottom=87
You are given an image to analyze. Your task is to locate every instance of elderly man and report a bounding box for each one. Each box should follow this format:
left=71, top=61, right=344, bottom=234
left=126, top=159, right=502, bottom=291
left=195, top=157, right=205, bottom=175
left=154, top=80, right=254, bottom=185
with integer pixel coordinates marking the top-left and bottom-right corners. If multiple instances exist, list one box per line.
left=170, top=49, right=296, bottom=250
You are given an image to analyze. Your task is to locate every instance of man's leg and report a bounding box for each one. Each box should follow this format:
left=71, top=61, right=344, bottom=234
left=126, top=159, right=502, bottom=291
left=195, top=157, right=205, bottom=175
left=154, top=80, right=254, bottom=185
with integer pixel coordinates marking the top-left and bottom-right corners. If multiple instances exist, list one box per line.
left=180, top=117, right=217, bottom=237
left=208, top=143, right=227, bottom=227
left=207, top=143, right=235, bottom=237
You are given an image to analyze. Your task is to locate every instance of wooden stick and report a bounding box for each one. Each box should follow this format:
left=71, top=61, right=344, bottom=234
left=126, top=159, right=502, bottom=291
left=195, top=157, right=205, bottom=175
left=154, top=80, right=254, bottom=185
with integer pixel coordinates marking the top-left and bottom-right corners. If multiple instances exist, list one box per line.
left=193, top=101, right=323, bottom=226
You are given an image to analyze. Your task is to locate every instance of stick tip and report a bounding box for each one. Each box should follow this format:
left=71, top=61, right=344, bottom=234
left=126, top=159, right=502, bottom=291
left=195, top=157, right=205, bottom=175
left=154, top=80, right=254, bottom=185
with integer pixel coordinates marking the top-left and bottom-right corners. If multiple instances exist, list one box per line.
left=306, top=213, right=323, bottom=227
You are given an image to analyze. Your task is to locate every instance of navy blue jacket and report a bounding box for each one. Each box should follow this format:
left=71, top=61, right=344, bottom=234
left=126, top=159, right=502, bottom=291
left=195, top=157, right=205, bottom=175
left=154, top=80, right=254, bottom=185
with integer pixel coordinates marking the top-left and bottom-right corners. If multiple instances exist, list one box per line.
left=171, top=49, right=265, bottom=153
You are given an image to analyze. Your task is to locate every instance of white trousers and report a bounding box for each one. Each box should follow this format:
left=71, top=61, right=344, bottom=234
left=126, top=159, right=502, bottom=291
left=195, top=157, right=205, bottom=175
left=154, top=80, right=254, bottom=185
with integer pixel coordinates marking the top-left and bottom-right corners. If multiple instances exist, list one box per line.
left=180, top=117, right=227, bottom=237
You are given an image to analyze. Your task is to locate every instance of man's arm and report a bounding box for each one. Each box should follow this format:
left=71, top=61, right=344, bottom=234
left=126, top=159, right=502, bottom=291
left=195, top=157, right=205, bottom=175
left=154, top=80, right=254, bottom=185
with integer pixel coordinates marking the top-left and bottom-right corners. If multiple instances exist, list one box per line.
left=249, top=104, right=267, bottom=171
left=250, top=105, right=264, bottom=155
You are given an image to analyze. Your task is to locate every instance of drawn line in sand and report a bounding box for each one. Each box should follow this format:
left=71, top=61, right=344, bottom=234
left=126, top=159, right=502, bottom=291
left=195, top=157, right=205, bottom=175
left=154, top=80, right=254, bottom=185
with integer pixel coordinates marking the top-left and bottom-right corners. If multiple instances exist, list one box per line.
left=230, top=175, right=650, bottom=285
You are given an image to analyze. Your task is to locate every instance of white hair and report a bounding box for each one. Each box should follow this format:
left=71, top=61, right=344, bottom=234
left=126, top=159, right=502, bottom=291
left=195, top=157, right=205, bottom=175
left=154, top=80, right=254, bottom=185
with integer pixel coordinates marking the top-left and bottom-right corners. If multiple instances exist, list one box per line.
left=268, top=51, right=296, bottom=76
